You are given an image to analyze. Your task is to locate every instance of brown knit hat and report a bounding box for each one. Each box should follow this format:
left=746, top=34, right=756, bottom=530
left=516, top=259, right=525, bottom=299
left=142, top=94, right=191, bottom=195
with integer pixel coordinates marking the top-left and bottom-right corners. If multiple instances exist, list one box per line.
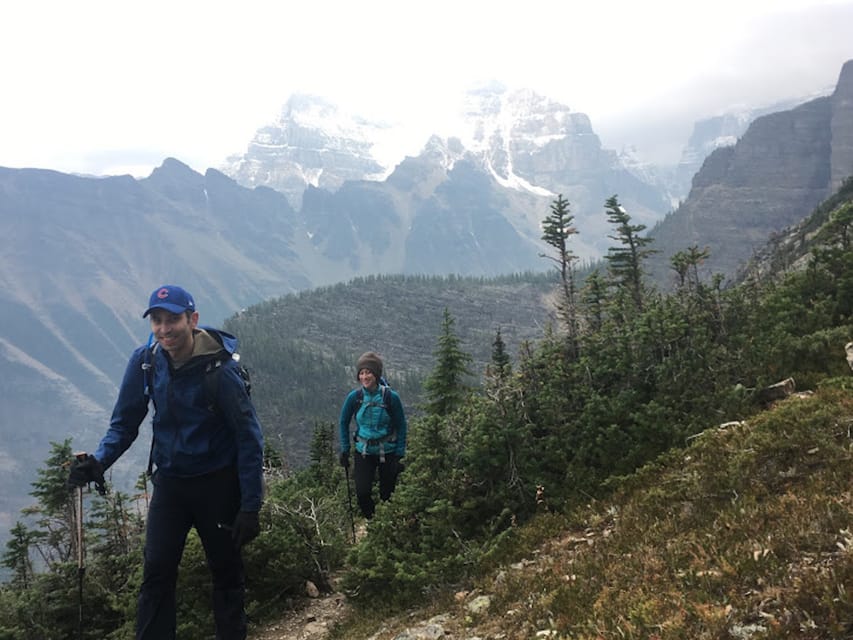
left=356, top=351, right=383, bottom=381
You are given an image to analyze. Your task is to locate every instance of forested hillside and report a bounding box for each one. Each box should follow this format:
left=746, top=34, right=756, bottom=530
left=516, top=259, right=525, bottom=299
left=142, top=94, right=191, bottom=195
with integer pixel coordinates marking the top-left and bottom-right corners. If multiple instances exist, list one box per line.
left=222, top=272, right=560, bottom=465
left=1, top=182, right=851, bottom=639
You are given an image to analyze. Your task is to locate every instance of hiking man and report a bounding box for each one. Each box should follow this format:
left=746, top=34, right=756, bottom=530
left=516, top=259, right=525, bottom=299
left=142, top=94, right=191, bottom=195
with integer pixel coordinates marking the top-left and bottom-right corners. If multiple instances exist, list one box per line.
left=67, top=284, right=264, bottom=640
left=338, top=351, right=407, bottom=519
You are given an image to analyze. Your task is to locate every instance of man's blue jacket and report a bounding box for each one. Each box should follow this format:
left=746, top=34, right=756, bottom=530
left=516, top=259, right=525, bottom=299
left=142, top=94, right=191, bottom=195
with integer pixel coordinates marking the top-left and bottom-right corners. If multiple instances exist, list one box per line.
left=94, top=328, right=265, bottom=512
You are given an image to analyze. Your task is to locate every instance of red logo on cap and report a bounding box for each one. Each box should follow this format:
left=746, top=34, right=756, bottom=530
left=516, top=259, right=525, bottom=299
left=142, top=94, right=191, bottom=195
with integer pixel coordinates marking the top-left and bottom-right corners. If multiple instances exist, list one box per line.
left=157, top=288, right=170, bottom=299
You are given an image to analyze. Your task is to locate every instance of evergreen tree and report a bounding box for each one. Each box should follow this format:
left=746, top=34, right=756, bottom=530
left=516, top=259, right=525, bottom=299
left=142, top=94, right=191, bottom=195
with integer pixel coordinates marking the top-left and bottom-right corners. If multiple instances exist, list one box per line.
left=307, top=421, right=338, bottom=490
left=580, top=268, right=608, bottom=334
left=23, top=440, right=77, bottom=570
left=485, top=326, right=511, bottom=384
left=514, top=325, right=580, bottom=501
left=670, top=245, right=710, bottom=291
left=422, top=308, right=474, bottom=416
left=1, top=522, right=34, bottom=589
left=264, top=443, right=284, bottom=470
left=0, top=441, right=86, bottom=639
left=540, top=194, right=580, bottom=351
left=85, top=489, right=145, bottom=638
left=603, top=195, right=657, bottom=314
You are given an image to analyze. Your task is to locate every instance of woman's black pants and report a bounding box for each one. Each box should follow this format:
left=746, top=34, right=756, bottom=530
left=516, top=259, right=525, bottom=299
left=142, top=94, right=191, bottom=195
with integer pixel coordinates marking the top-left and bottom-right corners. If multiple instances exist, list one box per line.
left=353, top=452, right=400, bottom=519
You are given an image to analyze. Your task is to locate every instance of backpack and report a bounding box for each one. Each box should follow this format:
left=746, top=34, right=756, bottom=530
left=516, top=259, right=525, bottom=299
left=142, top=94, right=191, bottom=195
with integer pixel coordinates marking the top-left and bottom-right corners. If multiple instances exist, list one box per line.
left=142, top=335, right=251, bottom=475
left=352, top=380, right=398, bottom=461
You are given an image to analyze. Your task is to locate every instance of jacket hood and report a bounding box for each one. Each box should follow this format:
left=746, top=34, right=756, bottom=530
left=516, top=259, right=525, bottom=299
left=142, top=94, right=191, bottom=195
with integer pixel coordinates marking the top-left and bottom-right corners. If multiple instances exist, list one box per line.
left=200, top=326, right=238, bottom=355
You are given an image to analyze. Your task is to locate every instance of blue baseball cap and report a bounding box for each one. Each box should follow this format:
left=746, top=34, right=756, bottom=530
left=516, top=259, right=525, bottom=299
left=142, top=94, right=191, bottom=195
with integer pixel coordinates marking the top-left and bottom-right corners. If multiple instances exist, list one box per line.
left=142, top=285, right=196, bottom=318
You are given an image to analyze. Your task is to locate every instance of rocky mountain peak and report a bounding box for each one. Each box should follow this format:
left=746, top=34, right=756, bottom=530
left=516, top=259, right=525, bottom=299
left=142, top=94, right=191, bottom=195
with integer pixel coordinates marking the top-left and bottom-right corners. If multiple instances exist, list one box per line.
left=221, top=93, right=391, bottom=207
left=419, top=135, right=469, bottom=169
left=457, top=85, right=592, bottom=156
left=147, top=156, right=199, bottom=181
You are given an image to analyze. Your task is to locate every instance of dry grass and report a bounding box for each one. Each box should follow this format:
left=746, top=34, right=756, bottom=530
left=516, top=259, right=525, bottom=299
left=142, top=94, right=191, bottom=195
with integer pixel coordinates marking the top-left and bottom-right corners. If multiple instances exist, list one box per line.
left=475, top=381, right=853, bottom=639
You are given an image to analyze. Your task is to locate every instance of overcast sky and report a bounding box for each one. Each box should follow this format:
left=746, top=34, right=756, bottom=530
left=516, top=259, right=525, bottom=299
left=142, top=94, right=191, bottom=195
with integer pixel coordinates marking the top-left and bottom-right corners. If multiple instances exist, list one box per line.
left=2, top=0, right=852, bottom=176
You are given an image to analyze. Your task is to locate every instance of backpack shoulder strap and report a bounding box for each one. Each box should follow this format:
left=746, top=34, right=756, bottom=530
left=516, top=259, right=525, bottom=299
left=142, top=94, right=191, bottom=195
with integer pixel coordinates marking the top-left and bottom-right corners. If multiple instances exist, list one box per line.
left=380, top=384, right=395, bottom=421
left=202, top=351, right=251, bottom=410
left=143, top=336, right=158, bottom=477
left=202, top=357, right=224, bottom=412
left=141, top=336, right=158, bottom=398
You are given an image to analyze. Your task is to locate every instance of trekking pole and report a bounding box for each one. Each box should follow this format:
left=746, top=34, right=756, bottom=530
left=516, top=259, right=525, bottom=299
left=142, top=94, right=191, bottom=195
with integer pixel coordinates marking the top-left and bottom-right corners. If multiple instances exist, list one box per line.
left=73, top=452, right=86, bottom=640
left=344, top=465, right=356, bottom=543
left=77, top=485, right=85, bottom=639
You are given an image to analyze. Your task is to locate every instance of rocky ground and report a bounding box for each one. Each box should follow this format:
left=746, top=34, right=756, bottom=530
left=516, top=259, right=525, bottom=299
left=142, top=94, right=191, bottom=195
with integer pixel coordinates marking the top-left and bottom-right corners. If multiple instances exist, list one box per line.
left=246, top=519, right=613, bottom=640
left=249, top=588, right=351, bottom=640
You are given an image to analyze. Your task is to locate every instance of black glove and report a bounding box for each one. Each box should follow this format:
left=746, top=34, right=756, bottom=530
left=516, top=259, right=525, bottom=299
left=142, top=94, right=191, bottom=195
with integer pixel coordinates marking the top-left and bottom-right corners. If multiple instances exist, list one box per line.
left=339, top=451, right=349, bottom=469
left=232, top=511, right=260, bottom=548
left=67, top=454, right=106, bottom=495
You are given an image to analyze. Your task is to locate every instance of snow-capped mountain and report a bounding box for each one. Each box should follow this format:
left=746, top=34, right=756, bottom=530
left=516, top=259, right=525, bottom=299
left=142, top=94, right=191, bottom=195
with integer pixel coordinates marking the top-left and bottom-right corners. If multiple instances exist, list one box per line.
left=222, top=94, right=396, bottom=208
left=457, top=84, right=602, bottom=196
left=223, top=86, right=673, bottom=261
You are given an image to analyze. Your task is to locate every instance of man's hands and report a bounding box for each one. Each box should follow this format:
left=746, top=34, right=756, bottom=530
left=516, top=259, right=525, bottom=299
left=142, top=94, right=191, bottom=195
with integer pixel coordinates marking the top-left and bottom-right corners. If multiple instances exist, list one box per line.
left=231, top=511, right=260, bottom=548
left=67, top=453, right=106, bottom=495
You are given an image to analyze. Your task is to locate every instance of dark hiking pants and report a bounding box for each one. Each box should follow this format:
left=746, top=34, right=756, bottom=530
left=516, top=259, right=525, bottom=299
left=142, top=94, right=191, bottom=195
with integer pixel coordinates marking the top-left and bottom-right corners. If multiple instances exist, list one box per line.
left=353, top=452, right=400, bottom=519
left=136, top=467, right=246, bottom=640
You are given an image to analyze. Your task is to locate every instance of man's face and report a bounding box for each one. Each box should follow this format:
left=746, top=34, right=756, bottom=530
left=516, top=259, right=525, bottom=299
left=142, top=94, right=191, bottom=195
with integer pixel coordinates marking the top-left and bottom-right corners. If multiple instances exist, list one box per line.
left=148, top=309, right=198, bottom=360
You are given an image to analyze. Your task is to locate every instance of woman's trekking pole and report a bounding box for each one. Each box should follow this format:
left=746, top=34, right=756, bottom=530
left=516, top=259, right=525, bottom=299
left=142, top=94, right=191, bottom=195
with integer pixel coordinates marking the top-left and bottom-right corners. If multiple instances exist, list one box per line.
left=344, top=466, right=356, bottom=543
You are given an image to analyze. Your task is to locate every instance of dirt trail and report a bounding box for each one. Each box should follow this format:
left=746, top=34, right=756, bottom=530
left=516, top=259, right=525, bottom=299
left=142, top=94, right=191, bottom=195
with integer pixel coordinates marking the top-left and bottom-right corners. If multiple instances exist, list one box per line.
left=250, top=590, right=350, bottom=640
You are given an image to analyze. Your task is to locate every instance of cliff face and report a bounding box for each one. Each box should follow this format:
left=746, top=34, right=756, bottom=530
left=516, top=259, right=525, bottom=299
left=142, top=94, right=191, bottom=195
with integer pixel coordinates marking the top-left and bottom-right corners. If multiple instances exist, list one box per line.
left=830, top=60, right=853, bottom=192
left=648, top=59, right=853, bottom=285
